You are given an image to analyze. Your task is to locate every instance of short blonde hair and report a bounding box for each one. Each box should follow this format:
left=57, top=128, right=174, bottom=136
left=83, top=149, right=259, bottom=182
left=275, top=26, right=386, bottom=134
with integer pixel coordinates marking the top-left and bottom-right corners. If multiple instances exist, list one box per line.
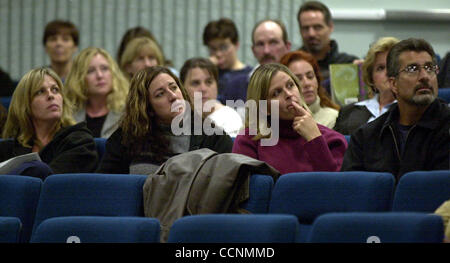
left=119, top=37, right=165, bottom=79
left=65, top=47, right=129, bottom=113
left=246, top=63, right=310, bottom=140
left=362, top=37, right=400, bottom=95
left=2, top=67, right=75, bottom=147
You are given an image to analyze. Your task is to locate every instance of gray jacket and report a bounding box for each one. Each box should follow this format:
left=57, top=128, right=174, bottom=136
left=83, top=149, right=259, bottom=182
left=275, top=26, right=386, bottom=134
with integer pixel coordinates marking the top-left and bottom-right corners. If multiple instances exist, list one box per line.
left=143, top=148, right=280, bottom=242
left=73, top=109, right=122, bottom=138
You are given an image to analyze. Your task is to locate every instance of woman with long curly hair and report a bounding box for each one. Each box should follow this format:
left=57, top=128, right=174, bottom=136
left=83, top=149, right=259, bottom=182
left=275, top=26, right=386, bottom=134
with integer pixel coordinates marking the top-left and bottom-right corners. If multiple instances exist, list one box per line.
left=97, top=66, right=232, bottom=174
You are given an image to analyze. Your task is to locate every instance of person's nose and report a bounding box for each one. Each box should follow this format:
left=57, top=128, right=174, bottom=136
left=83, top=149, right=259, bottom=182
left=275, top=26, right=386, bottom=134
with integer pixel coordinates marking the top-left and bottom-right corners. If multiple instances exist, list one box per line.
left=307, top=27, right=317, bottom=37
left=417, top=66, right=431, bottom=81
left=47, top=89, right=54, bottom=100
left=144, top=58, right=153, bottom=67
left=263, top=43, right=272, bottom=55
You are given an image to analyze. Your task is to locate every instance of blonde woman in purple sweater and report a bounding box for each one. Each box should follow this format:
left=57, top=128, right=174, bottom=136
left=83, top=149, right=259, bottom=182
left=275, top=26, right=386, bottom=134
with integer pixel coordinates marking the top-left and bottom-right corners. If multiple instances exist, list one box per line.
left=232, top=63, right=347, bottom=174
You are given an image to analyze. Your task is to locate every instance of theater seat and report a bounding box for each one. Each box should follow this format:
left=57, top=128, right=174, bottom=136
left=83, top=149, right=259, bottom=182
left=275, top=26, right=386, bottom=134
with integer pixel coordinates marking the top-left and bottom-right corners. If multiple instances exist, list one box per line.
left=167, top=214, right=299, bottom=243
left=31, top=216, right=160, bottom=243
left=0, top=175, right=42, bottom=242
left=309, top=212, right=444, bottom=243
left=94, top=137, right=107, bottom=160
left=0, top=217, right=22, bottom=243
left=240, top=174, right=274, bottom=213
left=269, top=171, right=395, bottom=242
left=32, top=173, right=147, bottom=234
left=438, top=88, right=450, bottom=103
left=392, top=170, right=450, bottom=212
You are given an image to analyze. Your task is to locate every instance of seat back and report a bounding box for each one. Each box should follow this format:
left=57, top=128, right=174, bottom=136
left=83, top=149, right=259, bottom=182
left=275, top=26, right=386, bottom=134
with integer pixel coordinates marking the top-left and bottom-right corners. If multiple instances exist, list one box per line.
left=32, top=173, right=147, bottom=233
left=0, top=175, right=42, bottom=242
left=31, top=216, right=160, bottom=243
left=0, top=217, right=22, bottom=243
left=0, top=96, right=11, bottom=110
left=240, top=174, right=274, bottom=213
left=392, top=170, right=450, bottom=212
left=309, top=212, right=444, bottom=243
left=438, top=88, right=450, bottom=103
left=269, top=172, right=395, bottom=242
left=94, top=137, right=107, bottom=160
left=167, top=214, right=299, bottom=243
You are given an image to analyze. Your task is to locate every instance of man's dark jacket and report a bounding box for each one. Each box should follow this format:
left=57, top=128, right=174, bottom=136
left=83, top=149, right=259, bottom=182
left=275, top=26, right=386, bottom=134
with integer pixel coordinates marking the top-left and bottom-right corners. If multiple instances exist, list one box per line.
left=341, top=99, right=450, bottom=181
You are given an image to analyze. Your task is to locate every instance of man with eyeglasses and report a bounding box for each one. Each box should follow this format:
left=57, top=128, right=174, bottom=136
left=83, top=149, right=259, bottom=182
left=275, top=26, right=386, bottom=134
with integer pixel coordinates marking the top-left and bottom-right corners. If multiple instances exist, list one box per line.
left=341, top=38, right=450, bottom=181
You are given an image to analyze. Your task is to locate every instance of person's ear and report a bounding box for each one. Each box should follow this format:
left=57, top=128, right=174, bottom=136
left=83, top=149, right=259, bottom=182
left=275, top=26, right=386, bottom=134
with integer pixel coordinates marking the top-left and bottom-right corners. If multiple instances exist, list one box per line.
left=389, top=77, right=398, bottom=96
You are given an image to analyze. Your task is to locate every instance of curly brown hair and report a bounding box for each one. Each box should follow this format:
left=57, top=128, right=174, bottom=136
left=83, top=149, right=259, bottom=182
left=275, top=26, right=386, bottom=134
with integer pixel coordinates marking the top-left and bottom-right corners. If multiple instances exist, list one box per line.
left=119, top=66, right=192, bottom=163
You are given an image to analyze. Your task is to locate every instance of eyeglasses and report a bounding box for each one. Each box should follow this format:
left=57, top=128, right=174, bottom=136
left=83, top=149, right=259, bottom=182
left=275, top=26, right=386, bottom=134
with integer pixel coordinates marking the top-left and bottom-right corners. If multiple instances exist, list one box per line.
left=208, top=44, right=230, bottom=54
left=398, top=63, right=439, bottom=77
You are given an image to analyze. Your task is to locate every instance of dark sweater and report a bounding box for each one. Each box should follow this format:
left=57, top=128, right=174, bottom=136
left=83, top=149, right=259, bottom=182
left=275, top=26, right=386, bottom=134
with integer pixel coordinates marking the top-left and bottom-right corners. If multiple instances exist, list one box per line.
left=0, top=122, right=98, bottom=174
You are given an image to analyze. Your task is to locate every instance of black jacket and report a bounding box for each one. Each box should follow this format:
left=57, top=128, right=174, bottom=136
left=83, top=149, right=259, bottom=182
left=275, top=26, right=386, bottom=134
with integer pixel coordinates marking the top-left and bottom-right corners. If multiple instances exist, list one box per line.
left=0, top=122, right=98, bottom=174
left=334, top=103, right=374, bottom=136
left=96, top=127, right=233, bottom=174
left=341, top=99, right=450, bottom=181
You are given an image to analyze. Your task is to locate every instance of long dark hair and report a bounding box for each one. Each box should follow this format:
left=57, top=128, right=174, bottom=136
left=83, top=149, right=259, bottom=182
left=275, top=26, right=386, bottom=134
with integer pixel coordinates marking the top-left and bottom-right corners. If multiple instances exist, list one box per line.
left=119, top=66, right=192, bottom=163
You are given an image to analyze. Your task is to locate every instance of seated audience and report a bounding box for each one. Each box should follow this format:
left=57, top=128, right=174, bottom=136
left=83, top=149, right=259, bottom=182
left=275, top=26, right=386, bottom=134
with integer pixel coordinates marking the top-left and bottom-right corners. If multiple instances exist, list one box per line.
left=180, top=57, right=243, bottom=137
left=117, top=26, right=179, bottom=76
left=96, top=66, right=233, bottom=175
left=334, top=37, right=399, bottom=135
left=42, top=20, right=79, bottom=83
left=202, top=18, right=253, bottom=104
left=119, top=37, right=164, bottom=80
left=280, top=50, right=340, bottom=128
left=0, top=67, right=98, bottom=177
left=232, top=63, right=347, bottom=174
left=341, top=38, right=450, bottom=180
left=65, top=47, right=129, bottom=138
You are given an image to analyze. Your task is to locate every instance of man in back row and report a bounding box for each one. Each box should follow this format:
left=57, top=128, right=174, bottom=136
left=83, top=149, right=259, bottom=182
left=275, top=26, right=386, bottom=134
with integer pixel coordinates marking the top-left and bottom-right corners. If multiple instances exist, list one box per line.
left=297, top=1, right=359, bottom=93
left=341, top=38, right=450, bottom=180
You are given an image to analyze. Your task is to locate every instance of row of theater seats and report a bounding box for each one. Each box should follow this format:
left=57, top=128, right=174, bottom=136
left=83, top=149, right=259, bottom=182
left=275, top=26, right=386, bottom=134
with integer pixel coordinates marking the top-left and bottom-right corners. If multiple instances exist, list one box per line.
left=1, top=87, right=450, bottom=111
left=0, top=170, right=448, bottom=243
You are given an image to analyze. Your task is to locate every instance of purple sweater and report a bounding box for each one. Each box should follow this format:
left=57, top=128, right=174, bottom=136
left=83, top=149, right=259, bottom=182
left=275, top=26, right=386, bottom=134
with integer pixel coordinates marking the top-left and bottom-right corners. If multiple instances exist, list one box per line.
left=232, top=119, right=348, bottom=174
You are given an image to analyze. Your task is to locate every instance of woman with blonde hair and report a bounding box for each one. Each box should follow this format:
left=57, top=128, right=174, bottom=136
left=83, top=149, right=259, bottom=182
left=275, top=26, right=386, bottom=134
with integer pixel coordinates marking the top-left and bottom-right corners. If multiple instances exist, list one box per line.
left=0, top=67, right=98, bottom=177
left=232, top=63, right=347, bottom=174
left=65, top=47, right=129, bottom=138
left=334, top=37, right=399, bottom=135
left=97, top=66, right=232, bottom=175
left=280, top=50, right=340, bottom=128
left=119, top=36, right=165, bottom=80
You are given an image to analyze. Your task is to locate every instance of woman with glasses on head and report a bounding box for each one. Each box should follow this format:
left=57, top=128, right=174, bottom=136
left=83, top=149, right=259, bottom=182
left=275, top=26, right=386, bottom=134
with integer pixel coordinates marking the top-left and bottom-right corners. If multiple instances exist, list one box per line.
left=65, top=47, right=129, bottom=138
left=0, top=67, right=98, bottom=178
left=334, top=37, right=399, bottom=135
left=96, top=66, right=233, bottom=175
left=232, top=63, right=347, bottom=174
left=280, top=50, right=340, bottom=129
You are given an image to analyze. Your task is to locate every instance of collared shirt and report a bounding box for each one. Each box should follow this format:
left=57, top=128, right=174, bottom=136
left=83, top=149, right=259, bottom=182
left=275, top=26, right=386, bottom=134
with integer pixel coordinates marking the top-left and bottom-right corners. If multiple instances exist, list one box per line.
left=355, top=94, right=396, bottom=123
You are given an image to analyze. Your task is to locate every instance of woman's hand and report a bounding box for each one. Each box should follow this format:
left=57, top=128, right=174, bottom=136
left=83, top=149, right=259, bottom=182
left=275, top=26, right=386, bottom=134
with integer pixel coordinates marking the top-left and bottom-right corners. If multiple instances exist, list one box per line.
left=289, top=101, right=321, bottom=141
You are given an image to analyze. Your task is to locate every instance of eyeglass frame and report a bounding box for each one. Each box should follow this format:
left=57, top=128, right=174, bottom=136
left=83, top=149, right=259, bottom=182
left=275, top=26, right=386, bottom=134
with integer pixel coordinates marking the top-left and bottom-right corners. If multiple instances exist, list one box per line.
left=208, top=43, right=231, bottom=55
left=397, top=63, right=439, bottom=77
